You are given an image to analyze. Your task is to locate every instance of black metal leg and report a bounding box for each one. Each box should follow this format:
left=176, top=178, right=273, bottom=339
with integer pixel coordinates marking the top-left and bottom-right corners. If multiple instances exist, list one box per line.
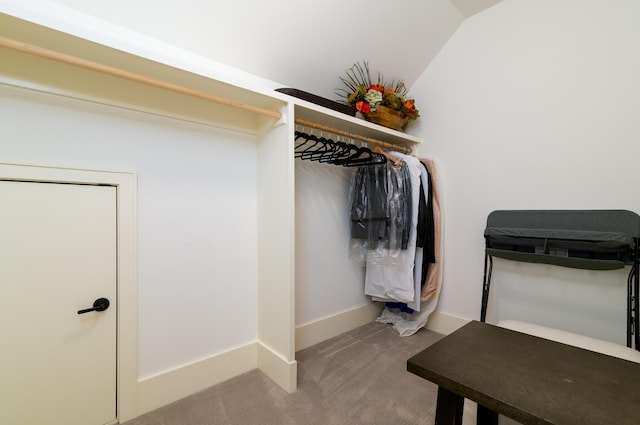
left=635, top=240, right=639, bottom=350
left=628, top=265, right=633, bottom=348
left=630, top=238, right=640, bottom=351
left=480, top=253, right=493, bottom=322
left=434, top=386, right=464, bottom=425
left=477, top=404, right=499, bottom=425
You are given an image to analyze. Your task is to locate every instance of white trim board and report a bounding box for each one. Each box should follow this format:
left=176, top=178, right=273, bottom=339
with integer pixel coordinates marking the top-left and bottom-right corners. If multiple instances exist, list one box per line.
left=134, top=305, right=472, bottom=417
left=296, top=305, right=471, bottom=352
left=137, top=341, right=296, bottom=415
left=425, top=310, right=472, bottom=336
left=295, top=302, right=384, bottom=351
left=257, top=342, right=297, bottom=393
left=137, top=342, right=258, bottom=415
left=137, top=303, right=383, bottom=414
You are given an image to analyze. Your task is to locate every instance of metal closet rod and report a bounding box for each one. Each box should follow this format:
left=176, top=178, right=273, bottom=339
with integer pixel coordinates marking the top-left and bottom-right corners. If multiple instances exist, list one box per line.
left=0, top=36, right=282, bottom=120
left=294, top=118, right=412, bottom=154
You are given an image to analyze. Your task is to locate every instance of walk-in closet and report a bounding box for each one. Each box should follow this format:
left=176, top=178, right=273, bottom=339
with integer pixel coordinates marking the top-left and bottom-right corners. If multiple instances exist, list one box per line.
left=0, top=10, right=422, bottom=422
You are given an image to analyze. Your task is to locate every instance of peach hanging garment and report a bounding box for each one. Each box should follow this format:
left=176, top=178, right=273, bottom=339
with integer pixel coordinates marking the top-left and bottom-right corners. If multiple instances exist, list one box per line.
left=421, top=158, right=441, bottom=302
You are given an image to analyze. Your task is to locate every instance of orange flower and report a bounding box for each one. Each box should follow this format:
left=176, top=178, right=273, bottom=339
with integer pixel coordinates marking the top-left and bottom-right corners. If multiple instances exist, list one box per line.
left=338, top=62, right=420, bottom=121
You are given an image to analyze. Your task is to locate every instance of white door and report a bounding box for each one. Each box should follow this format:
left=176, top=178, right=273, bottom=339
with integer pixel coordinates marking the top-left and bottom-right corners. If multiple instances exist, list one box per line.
left=0, top=180, right=117, bottom=425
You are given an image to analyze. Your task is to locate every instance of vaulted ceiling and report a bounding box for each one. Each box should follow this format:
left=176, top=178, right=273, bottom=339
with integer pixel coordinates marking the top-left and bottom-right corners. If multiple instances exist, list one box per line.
left=4, top=0, right=503, bottom=101
left=228, top=0, right=505, bottom=101
left=245, top=0, right=505, bottom=100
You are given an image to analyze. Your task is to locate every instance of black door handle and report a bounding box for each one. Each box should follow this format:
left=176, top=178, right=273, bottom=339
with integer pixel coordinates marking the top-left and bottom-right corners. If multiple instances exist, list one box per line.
left=77, top=297, right=110, bottom=315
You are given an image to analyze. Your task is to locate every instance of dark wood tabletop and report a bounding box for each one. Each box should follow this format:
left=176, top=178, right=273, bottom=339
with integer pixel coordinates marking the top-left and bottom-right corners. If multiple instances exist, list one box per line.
left=407, top=320, right=640, bottom=425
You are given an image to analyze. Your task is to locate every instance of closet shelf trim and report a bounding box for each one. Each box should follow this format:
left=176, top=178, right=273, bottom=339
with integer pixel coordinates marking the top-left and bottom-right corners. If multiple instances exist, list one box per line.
left=0, top=36, right=282, bottom=120
left=1, top=34, right=416, bottom=152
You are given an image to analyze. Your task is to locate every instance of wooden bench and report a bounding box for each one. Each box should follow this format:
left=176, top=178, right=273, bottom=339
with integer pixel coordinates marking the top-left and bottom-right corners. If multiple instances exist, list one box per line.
left=407, top=321, right=640, bottom=425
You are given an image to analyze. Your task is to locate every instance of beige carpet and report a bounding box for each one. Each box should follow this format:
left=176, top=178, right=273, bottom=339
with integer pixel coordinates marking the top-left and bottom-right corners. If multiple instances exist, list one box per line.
left=124, top=321, right=444, bottom=425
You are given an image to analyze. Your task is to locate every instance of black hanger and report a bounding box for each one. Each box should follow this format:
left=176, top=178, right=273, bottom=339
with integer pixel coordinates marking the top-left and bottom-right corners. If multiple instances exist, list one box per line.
left=299, top=135, right=331, bottom=161
left=295, top=130, right=386, bottom=167
left=333, top=145, right=386, bottom=167
left=320, top=140, right=352, bottom=164
left=294, top=131, right=314, bottom=156
left=295, top=132, right=323, bottom=159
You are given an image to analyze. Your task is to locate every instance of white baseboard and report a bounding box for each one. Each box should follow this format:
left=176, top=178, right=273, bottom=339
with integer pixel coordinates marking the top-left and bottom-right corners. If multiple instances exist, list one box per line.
left=257, top=342, right=297, bottom=393
left=295, top=302, right=384, bottom=351
left=135, top=307, right=468, bottom=419
left=425, top=310, right=471, bottom=335
left=293, top=304, right=470, bottom=350
left=137, top=342, right=257, bottom=416
left=134, top=303, right=379, bottom=418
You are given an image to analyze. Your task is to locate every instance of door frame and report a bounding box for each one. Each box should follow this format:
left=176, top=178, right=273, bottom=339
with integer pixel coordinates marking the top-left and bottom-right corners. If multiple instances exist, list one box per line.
left=0, top=162, right=138, bottom=423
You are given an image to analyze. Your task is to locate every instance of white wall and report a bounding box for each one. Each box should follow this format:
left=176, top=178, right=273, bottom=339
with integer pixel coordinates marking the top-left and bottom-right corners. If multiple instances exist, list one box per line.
left=411, top=0, right=640, bottom=344
left=295, top=160, right=368, bottom=327
left=0, top=84, right=259, bottom=379
left=8, top=0, right=640, bottom=385
left=0, top=84, right=372, bottom=384
left=0, top=0, right=382, bottom=386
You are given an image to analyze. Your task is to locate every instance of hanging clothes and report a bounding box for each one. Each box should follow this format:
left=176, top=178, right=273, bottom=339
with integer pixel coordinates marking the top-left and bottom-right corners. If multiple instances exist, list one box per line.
left=347, top=150, right=442, bottom=336
left=359, top=153, right=421, bottom=304
left=349, top=161, right=411, bottom=254
left=371, top=159, right=430, bottom=312
left=420, top=158, right=441, bottom=302
left=376, top=158, right=442, bottom=336
left=407, top=159, right=432, bottom=311
left=294, top=126, right=442, bottom=335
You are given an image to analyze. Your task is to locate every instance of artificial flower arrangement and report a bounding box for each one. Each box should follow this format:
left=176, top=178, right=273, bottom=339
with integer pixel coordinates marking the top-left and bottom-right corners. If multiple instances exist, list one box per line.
left=336, top=61, right=419, bottom=129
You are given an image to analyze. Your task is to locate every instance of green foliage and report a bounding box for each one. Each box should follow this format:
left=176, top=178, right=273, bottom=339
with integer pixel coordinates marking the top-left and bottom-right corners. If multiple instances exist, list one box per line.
left=336, top=61, right=420, bottom=120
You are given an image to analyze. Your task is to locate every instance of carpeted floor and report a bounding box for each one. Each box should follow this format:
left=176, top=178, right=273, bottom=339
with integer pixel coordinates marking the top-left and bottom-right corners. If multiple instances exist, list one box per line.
left=123, top=321, right=448, bottom=425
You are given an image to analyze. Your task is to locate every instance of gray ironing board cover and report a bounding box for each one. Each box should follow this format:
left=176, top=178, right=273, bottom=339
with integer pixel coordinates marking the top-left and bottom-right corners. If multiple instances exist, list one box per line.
left=484, top=210, right=640, bottom=270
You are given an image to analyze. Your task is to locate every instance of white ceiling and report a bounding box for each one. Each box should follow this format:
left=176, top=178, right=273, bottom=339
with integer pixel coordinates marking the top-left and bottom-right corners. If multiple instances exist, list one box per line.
left=254, top=0, right=506, bottom=100
left=246, top=0, right=506, bottom=101
left=5, top=0, right=504, bottom=102
left=450, top=0, right=504, bottom=18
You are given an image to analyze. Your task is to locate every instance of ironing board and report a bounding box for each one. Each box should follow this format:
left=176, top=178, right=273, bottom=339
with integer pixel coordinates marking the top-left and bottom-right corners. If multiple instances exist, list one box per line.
left=480, top=210, right=640, bottom=350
